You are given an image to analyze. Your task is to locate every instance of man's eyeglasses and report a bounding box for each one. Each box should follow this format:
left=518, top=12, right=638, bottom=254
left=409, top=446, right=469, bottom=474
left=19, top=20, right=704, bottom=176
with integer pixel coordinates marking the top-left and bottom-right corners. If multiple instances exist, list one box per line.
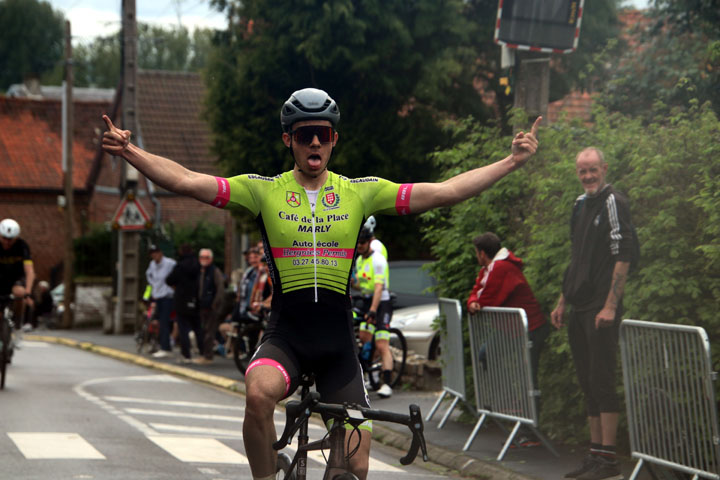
left=290, top=126, right=334, bottom=145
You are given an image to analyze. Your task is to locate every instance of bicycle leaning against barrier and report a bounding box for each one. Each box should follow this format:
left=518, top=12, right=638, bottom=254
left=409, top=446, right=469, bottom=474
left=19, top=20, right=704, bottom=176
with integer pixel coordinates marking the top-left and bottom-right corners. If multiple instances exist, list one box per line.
left=273, top=374, right=428, bottom=480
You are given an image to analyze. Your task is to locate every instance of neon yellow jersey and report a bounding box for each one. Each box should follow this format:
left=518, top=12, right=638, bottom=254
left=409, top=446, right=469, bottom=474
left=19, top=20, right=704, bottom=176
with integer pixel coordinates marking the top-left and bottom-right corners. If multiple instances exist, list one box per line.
left=211, top=171, right=413, bottom=308
left=355, top=251, right=391, bottom=302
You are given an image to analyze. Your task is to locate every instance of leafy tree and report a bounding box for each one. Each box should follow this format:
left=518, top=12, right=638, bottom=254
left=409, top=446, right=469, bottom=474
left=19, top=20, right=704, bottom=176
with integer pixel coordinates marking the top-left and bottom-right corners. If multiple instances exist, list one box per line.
left=0, top=0, right=64, bottom=90
left=205, top=0, right=500, bottom=258
left=423, top=102, right=720, bottom=446
left=42, top=25, right=215, bottom=88
left=165, top=220, right=226, bottom=271
left=593, top=1, right=720, bottom=119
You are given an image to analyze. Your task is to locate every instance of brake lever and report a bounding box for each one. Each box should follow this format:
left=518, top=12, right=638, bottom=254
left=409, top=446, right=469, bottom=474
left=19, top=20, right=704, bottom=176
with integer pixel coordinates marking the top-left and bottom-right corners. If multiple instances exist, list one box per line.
left=399, top=404, right=428, bottom=464
left=272, top=391, right=320, bottom=450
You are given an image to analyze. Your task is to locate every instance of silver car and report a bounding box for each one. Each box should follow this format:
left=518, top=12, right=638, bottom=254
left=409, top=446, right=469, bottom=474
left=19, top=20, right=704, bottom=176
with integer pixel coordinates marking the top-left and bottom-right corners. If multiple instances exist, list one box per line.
left=388, top=261, right=441, bottom=360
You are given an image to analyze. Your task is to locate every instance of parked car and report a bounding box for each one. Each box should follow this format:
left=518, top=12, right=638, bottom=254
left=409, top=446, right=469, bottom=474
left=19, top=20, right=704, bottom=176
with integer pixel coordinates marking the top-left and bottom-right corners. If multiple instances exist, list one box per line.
left=388, top=261, right=441, bottom=360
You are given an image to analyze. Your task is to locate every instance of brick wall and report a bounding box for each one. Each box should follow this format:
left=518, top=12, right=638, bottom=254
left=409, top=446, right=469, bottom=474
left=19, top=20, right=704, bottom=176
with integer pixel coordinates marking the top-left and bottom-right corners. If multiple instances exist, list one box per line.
left=0, top=191, right=89, bottom=286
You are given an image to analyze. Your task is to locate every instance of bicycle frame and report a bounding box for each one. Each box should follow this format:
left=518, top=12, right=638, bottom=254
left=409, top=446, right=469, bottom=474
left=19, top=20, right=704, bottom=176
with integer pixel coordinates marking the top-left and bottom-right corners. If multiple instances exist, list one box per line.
left=277, top=378, right=355, bottom=480
left=274, top=375, right=428, bottom=480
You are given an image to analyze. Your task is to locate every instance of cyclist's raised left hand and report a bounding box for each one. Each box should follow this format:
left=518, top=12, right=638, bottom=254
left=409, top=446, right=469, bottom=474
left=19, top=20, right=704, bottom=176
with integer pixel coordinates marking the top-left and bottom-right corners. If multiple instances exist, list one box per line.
left=102, top=115, right=132, bottom=156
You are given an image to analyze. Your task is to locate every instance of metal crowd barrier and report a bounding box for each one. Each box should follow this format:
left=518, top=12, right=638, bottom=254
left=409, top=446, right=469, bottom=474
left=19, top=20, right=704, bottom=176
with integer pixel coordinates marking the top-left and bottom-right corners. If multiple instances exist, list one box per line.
left=620, top=320, right=720, bottom=480
left=426, top=298, right=470, bottom=429
left=464, top=307, right=557, bottom=460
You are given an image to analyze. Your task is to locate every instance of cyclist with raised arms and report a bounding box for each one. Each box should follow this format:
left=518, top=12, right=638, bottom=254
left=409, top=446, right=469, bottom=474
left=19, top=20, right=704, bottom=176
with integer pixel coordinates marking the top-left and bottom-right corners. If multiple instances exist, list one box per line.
left=102, top=88, right=541, bottom=480
left=0, top=219, right=35, bottom=325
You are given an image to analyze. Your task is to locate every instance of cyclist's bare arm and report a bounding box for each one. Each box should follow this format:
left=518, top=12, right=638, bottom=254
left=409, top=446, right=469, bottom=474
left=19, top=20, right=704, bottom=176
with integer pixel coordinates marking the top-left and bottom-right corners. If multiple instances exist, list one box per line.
left=409, top=116, right=541, bottom=213
left=23, top=262, right=35, bottom=294
left=102, top=115, right=217, bottom=204
left=370, top=282, right=383, bottom=314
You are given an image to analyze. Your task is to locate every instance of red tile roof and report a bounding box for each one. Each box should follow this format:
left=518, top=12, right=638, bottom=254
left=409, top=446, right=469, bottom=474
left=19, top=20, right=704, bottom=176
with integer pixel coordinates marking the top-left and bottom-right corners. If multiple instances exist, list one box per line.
left=134, top=70, right=218, bottom=175
left=546, top=9, right=648, bottom=124
left=547, top=91, right=596, bottom=124
left=0, top=96, right=112, bottom=191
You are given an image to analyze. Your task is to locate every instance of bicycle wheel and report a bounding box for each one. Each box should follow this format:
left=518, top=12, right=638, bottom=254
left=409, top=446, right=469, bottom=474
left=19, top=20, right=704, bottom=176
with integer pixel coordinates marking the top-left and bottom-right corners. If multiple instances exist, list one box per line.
left=1, top=317, right=10, bottom=390
left=232, top=334, right=248, bottom=374
left=276, top=451, right=296, bottom=480
left=135, top=323, right=148, bottom=354
left=368, top=328, right=407, bottom=390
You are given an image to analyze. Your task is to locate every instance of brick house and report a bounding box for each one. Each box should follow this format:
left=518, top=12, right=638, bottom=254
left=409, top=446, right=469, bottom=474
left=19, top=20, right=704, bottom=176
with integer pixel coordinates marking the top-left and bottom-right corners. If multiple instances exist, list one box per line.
left=0, top=71, right=230, bottom=289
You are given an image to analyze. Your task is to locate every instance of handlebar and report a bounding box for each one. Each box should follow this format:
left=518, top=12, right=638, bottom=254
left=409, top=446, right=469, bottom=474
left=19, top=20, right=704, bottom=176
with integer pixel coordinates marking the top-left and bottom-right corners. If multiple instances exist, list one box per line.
left=273, top=393, right=429, bottom=465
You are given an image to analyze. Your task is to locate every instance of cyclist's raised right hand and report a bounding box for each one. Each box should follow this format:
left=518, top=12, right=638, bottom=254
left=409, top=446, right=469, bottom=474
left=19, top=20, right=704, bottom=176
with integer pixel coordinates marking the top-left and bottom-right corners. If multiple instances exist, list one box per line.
left=102, top=115, right=131, bottom=156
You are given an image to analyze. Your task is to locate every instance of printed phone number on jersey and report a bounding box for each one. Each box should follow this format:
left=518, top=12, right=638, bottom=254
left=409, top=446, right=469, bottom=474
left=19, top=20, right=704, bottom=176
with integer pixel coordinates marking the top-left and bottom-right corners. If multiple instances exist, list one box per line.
left=292, top=257, right=339, bottom=267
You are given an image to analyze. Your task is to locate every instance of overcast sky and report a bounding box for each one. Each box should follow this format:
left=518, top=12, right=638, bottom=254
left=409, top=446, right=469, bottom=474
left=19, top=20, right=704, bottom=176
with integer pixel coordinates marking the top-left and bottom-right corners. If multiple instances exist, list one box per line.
left=46, top=0, right=651, bottom=45
left=45, top=0, right=227, bottom=44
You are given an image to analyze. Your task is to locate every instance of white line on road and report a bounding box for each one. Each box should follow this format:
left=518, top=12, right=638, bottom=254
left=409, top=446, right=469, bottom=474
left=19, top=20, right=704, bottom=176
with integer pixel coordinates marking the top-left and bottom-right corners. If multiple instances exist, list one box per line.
left=8, top=433, right=106, bottom=459
left=147, top=435, right=247, bottom=464
left=104, top=395, right=244, bottom=411
left=125, top=408, right=244, bottom=423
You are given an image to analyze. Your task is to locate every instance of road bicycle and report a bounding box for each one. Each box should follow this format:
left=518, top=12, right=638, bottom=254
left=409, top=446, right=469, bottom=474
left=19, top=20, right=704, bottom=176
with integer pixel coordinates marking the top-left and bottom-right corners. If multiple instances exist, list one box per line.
left=135, top=300, right=160, bottom=354
left=0, top=294, right=18, bottom=390
left=226, top=317, right=265, bottom=374
left=273, top=374, right=428, bottom=480
left=351, top=296, right=407, bottom=391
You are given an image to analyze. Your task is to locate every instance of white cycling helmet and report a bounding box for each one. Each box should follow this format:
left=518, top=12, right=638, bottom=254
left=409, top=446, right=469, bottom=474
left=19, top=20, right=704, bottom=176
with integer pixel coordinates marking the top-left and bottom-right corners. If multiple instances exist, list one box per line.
left=0, top=218, right=20, bottom=238
left=363, top=216, right=376, bottom=234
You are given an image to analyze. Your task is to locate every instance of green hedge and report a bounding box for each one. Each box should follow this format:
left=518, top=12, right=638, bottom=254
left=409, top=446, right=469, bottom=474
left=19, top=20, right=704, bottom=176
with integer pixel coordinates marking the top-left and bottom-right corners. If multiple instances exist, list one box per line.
left=421, top=103, right=720, bottom=448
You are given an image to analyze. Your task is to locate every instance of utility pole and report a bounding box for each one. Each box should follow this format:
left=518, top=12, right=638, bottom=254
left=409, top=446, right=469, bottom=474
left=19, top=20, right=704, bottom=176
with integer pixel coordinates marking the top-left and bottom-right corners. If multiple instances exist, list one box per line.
left=513, top=52, right=550, bottom=126
left=61, top=20, right=75, bottom=329
left=114, top=0, right=142, bottom=334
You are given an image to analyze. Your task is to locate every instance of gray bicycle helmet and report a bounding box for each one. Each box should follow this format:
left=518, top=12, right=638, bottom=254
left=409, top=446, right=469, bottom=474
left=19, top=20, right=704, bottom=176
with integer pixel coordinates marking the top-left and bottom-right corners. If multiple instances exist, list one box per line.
left=280, top=88, right=340, bottom=132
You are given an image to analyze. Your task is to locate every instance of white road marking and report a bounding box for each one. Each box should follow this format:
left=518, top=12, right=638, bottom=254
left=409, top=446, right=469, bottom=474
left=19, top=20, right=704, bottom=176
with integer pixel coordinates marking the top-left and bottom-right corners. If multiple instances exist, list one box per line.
left=147, top=435, right=247, bottom=464
left=125, top=408, right=244, bottom=423
left=104, top=395, right=244, bottom=411
left=8, top=433, right=106, bottom=459
left=150, top=423, right=243, bottom=437
left=280, top=444, right=404, bottom=472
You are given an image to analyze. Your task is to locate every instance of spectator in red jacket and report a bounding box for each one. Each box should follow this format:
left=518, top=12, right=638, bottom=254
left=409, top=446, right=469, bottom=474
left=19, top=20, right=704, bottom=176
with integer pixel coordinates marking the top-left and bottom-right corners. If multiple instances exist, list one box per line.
left=467, top=232, right=550, bottom=445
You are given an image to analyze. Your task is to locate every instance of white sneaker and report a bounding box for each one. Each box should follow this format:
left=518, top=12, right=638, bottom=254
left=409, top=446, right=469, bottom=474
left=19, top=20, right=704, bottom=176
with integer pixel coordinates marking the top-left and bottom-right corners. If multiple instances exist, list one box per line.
left=377, top=384, right=392, bottom=398
left=152, top=350, right=171, bottom=358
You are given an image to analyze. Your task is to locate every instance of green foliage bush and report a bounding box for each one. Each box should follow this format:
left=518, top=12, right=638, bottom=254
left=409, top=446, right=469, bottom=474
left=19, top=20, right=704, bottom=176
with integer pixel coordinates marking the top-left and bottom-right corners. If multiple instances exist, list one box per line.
left=164, top=220, right=226, bottom=271
left=73, top=225, right=113, bottom=278
left=422, top=103, right=720, bottom=447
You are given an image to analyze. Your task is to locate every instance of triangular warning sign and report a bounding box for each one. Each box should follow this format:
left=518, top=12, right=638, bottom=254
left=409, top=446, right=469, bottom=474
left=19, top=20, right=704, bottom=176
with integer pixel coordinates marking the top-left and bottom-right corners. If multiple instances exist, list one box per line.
left=112, top=196, right=151, bottom=230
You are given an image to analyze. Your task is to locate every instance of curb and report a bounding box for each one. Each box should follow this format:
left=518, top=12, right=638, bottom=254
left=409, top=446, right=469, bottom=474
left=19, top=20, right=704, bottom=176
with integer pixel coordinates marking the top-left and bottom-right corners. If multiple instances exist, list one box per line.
left=25, top=334, right=530, bottom=480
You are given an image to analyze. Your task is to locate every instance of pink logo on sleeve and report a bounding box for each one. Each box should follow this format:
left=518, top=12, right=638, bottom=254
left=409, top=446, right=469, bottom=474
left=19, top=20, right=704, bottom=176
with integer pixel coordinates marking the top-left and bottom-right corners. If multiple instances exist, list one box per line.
left=395, top=183, right=413, bottom=215
left=212, top=177, right=230, bottom=208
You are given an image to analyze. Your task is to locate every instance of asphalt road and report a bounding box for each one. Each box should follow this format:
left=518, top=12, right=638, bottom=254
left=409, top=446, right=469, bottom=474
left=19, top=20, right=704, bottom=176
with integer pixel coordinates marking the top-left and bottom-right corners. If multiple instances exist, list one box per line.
left=1, top=339, right=461, bottom=480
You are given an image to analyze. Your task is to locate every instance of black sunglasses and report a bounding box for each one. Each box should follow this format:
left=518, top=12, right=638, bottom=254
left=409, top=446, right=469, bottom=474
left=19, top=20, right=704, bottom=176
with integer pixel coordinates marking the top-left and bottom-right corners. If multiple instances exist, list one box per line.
left=290, top=125, right=334, bottom=145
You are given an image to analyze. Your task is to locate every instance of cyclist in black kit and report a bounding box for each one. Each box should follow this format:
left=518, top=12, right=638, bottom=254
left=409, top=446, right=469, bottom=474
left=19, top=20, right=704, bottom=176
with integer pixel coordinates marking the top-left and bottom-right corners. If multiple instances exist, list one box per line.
left=0, top=219, right=35, bottom=325
left=102, top=88, right=541, bottom=480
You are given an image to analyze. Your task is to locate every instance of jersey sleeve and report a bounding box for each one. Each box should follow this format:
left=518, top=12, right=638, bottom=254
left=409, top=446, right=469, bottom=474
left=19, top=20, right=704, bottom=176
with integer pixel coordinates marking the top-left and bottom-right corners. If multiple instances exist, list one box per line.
left=209, top=175, right=263, bottom=216
left=21, top=240, right=32, bottom=265
left=350, top=177, right=414, bottom=217
left=371, top=251, right=388, bottom=286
